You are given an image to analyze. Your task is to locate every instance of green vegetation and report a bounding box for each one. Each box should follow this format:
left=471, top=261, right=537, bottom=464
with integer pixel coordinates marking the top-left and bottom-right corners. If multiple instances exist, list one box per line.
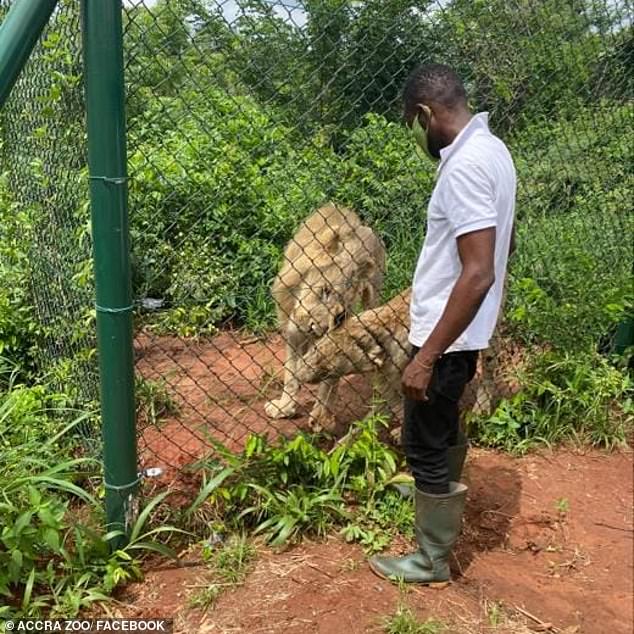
left=112, top=0, right=634, bottom=343
left=187, top=534, right=256, bottom=610
left=0, top=367, right=183, bottom=618
left=508, top=103, right=633, bottom=352
left=383, top=599, right=446, bottom=634
left=469, top=349, right=633, bottom=453
left=2, top=0, right=631, bottom=356
left=128, top=101, right=431, bottom=334
left=0, top=0, right=632, bottom=618
left=185, top=414, right=413, bottom=550
left=135, top=376, right=179, bottom=428
left=0, top=176, right=39, bottom=378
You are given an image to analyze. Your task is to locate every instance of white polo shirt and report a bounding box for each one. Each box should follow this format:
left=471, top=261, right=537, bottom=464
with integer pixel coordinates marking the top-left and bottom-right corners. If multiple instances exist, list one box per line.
left=409, top=112, right=516, bottom=351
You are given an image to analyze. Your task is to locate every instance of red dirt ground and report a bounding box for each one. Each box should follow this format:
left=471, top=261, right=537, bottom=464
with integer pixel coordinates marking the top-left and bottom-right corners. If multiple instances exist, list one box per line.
left=115, top=447, right=633, bottom=634
left=135, top=330, right=381, bottom=482
left=133, top=328, right=511, bottom=495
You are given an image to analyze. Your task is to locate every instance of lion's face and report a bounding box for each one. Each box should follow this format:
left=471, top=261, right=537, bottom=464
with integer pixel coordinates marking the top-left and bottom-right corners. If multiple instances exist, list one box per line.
left=289, top=262, right=375, bottom=337
left=290, top=281, right=347, bottom=337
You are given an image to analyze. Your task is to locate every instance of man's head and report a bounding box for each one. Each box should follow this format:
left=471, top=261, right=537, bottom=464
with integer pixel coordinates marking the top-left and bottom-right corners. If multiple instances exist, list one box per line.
left=402, top=63, right=470, bottom=160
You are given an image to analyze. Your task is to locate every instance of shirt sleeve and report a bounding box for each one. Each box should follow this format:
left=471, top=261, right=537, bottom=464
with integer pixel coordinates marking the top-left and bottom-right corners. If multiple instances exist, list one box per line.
left=443, top=162, right=497, bottom=238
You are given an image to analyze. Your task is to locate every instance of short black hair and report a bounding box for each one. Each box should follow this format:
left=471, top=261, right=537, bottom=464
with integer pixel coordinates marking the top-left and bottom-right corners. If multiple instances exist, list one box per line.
left=403, top=63, right=467, bottom=111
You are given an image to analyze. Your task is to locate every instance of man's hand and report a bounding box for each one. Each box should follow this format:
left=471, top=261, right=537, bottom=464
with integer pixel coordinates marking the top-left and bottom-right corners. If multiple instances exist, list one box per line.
left=402, top=356, right=434, bottom=401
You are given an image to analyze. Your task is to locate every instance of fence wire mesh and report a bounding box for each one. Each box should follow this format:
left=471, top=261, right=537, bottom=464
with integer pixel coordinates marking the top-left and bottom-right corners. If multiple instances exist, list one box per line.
left=0, top=1, right=100, bottom=443
left=0, top=1, right=632, bottom=483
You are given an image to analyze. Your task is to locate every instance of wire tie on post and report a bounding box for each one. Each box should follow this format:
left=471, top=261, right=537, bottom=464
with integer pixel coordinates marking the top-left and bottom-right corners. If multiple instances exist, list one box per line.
left=89, top=175, right=128, bottom=185
left=103, top=468, right=162, bottom=493
left=96, top=303, right=134, bottom=314
left=104, top=473, right=142, bottom=493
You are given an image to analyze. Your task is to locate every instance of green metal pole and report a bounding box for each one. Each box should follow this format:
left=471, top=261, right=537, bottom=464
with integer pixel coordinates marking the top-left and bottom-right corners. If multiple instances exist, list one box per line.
left=613, top=263, right=633, bottom=367
left=0, top=0, right=58, bottom=108
left=614, top=315, right=633, bottom=366
left=80, top=0, right=137, bottom=545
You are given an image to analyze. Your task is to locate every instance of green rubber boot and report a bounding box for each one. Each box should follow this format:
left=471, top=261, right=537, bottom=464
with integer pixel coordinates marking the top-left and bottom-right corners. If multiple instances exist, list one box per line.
left=391, top=430, right=469, bottom=498
left=369, top=482, right=467, bottom=585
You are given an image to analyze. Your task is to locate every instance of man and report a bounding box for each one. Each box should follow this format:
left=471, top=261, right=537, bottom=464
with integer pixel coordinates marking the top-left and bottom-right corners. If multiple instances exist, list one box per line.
left=369, top=63, right=516, bottom=585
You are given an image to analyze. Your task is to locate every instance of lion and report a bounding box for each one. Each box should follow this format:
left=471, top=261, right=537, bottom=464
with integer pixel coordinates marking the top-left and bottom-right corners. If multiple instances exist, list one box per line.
left=296, top=287, right=505, bottom=428
left=265, top=204, right=386, bottom=427
left=295, top=288, right=412, bottom=418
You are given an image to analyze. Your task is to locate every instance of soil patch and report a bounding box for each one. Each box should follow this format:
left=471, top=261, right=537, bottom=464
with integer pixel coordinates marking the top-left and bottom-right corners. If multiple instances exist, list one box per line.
left=115, top=448, right=633, bottom=634
left=135, top=330, right=382, bottom=491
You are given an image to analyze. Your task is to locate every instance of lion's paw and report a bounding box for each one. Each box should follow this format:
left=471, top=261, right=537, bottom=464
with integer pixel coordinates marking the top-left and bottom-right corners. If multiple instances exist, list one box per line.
left=308, top=403, right=335, bottom=432
left=265, top=398, right=297, bottom=419
left=367, top=345, right=385, bottom=367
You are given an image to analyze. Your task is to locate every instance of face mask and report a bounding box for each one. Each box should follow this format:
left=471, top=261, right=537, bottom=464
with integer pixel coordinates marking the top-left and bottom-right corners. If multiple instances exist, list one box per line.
left=410, top=107, right=437, bottom=161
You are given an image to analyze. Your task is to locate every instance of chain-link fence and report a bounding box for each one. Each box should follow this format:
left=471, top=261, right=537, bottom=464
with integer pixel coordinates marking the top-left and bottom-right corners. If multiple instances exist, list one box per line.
left=0, top=1, right=99, bottom=443
left=1, top=1, right=632, bottom=486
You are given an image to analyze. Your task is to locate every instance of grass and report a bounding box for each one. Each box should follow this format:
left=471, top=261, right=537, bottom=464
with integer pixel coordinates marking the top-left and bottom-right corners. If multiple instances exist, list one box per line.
left=555, top=497, right=570, bottom=516
left=187, top=534, right=256, bottom=611
left=187, top=413, right=408, bottom=550
left=486, top=600, right=504, bottom=628
left=468, top=348, right=633, bottom=453
left=383, top=601, right=446, bottom=634
left=187, top=584, right=223, bottom=611
left=0, top=375, right=185, bottom=618
left=135, top=376, right=179, bottom=427
left=209, top=534, right=257, bottom=585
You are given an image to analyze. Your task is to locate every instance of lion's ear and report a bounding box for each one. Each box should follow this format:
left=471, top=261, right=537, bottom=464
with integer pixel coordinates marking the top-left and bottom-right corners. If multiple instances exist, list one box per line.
left=325, top=232, right=341, bottom=255
left=357, top=259, right=377, bottom=307
left=358, top=258, right=375, bottom=279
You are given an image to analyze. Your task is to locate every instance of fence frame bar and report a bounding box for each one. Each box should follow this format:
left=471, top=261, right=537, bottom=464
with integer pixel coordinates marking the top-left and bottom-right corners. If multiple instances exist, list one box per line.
left=0, top=0, right=58, bottom=109
left=80, top=0, right=137, bottom=546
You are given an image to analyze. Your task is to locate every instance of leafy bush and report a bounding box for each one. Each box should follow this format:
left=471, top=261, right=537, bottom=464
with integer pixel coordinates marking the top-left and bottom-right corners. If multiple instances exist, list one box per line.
left=128, top=88, right=338, bottom=333
left=0, top=175, right=40, bottom=377
left=0, top=375, right=182, bottom=618
left=186, top=414, right=413, bottom=551
left=469, top=349, right=633, bottom=453
left=335, top=113, right=434, bottom=297
left=129, top=99, right=433, bottom=333
left=507, top=102, right=633, bottom=350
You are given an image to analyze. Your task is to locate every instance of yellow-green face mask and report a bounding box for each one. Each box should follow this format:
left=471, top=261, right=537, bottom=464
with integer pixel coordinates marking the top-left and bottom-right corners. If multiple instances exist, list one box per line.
left=410, top=109, right=436, bottom=161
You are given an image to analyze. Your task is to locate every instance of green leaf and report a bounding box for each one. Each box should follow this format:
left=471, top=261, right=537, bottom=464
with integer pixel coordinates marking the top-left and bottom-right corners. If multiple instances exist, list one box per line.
left=38, top=506, right=57, bottom=527
left=11, top=549, right=23, bottom=569
left=21, top=568, right=36, bottom=611
left=17, top=475, right=98, bottom=506
left=14, top=511, right=33, bottom=535
left=129, top=490, right=171, bottom=543
left=186, top=467, right=235, bottom=518
left=28, top=487, right=41, bottom=507
left=270, top=517, right=298, bottom=546
left=44, top=528, right=60, bottom=552
left=126, top=541, right=178, bottom=559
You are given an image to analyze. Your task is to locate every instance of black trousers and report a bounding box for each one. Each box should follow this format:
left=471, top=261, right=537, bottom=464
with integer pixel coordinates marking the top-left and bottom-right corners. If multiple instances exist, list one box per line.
left=402, top=346, right=478, bottom=495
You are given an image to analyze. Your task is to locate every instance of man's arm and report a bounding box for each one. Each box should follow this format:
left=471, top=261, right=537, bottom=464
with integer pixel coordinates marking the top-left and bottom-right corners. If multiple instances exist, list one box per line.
left=402, top=227, right=496, bottom=400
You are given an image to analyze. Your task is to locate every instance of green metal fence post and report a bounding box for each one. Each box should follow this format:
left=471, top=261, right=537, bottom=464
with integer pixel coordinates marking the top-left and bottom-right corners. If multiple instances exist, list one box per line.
left=0, top=0, right=58, bottom=108
left=80, top=0, right=137, bottom=546
left=614, top=316, right=634, bottom=353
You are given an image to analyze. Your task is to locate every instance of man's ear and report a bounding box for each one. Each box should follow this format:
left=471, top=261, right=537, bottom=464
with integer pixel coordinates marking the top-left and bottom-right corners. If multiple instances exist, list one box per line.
left=416, top=103, right=432, bottom=128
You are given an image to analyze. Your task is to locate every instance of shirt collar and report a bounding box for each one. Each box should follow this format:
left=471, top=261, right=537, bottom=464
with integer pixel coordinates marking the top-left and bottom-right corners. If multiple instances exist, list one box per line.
left=437, top=112, right=490, bottom=171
